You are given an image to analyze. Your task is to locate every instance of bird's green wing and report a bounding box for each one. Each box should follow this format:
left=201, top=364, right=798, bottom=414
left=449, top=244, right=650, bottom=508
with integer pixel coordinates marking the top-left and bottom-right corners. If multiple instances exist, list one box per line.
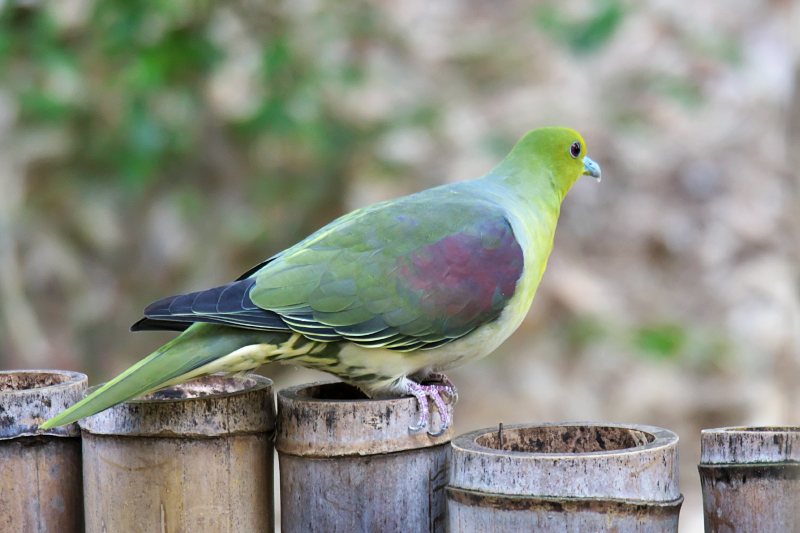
left=250, top=188, right=525, bottom=350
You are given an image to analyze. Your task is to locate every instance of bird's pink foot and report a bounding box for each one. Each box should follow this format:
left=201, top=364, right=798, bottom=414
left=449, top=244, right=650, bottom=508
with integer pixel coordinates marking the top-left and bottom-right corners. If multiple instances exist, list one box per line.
left=405, top=378, right=456, bottom=437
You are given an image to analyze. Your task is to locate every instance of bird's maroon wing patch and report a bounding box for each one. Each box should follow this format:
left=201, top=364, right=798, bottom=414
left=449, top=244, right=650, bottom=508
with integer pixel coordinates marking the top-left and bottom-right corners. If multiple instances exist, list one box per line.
left=396, top=217, right=524, bottom=337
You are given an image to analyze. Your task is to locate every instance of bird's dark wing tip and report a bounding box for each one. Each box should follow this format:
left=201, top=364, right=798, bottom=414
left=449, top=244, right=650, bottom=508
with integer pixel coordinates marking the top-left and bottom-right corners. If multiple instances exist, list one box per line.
left=235, top=256, right=278, bottom=281
left=130, top=317, right=193, bottom=332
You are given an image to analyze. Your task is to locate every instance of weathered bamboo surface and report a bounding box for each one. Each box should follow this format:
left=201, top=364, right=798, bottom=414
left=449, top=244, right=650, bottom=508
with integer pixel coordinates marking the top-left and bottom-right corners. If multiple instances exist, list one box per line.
left=700, top=426, right=800, bottom=532
left=0, top=369, right=87, bottom=532
left=79, top=373, right=275, bottom=533
left=276, top=381, right=453, bottom=533
left=448, top=422, right=683, bottom=532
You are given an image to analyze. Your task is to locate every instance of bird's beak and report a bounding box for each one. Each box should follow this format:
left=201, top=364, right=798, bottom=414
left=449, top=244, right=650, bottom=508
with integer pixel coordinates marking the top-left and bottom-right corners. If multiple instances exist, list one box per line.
left=582, top=156, right=601, bottom=182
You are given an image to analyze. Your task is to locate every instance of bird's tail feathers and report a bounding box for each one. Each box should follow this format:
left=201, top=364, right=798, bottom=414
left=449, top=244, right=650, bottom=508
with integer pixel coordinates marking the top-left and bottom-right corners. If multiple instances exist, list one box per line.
left=41, top=324, right=312, bottom=429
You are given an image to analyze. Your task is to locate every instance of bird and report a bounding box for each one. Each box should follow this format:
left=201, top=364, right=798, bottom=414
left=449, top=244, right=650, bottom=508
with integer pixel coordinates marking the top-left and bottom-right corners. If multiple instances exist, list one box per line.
left=42, top=126, right=600, bottom=436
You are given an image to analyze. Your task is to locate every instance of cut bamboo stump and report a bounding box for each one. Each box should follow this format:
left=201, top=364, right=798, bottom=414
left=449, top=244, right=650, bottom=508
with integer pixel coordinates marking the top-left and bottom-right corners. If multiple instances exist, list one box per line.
left=700, top=426, right=800, bottom=532
left=79, top=373, right=275, bottom=533
left=0, top=369, right=87, bottom=532
left=276, top=381, right=453, bottom=533
left=448, top=422, right=683, bottom=532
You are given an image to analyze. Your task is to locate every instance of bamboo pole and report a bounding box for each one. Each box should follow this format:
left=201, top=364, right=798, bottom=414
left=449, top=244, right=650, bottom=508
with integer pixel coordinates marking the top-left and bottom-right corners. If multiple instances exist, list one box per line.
left=0, top=369, right=87, bottom=532
left=447, top=422, right=683, bottom=532
left=276, top=381, right=453, bottom=533
left=79, top=373, right=275, bottom=533
left=699, top=426, right=800, bottom=532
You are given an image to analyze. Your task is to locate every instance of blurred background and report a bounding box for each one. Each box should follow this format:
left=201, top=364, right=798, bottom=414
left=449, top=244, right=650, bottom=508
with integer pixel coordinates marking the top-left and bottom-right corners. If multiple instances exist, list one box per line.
left=1, top=0, right=800, bottom=529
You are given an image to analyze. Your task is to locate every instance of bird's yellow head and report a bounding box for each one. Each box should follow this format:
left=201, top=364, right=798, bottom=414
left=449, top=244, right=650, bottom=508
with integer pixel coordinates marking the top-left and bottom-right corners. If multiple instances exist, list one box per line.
left=503, top=127, right=601, bottom=200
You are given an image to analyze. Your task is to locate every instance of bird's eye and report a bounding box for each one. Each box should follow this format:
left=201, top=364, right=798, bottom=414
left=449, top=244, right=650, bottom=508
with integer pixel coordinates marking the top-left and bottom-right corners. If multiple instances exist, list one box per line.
left=570, top=141, right=581, bottom=158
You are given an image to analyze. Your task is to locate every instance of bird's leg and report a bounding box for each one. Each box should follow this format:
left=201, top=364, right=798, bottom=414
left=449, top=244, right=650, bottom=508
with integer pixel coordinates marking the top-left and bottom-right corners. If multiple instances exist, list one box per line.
left=404, top=378, right=456, bottom=437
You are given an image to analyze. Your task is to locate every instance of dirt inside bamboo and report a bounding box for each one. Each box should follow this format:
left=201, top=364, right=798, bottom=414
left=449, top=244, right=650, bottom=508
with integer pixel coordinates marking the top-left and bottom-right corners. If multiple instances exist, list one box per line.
left=475, top=425, right=655, bottom=453
left=0, top=371, right=72, bottom=391
left=137, top=374, right=261, bottom=400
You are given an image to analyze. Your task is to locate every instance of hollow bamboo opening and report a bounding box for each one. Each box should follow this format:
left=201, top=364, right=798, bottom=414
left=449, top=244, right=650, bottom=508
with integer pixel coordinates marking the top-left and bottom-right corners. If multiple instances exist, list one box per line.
left=296, top=381, right=370, bottom=400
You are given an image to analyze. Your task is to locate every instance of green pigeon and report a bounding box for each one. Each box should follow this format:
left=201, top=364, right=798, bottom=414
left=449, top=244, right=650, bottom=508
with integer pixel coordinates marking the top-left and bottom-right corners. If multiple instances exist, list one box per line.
left=42, top=127, right=600, bottom=435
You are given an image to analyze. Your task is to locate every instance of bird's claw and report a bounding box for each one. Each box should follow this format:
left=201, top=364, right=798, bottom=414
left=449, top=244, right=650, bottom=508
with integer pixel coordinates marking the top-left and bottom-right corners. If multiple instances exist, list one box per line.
left=428, top=372, right=458, bottom=404
left=405, top=376, right=456, bottom=436
left=408, top=420, right=426, bottom=432
left=427, top=424, right=449, bottom=438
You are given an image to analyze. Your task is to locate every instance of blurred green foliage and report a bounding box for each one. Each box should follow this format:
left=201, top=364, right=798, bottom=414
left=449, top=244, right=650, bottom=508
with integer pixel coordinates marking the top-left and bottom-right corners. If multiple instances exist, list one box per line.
left=635, top=324, right=686, bottom=359
left=535, top=0, right=626, bottom=55
left=0, top=0, right=395, bottom=232
left=650, top=74, right=704, bottom=108
left=565, top=317, right=607, bottom=352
